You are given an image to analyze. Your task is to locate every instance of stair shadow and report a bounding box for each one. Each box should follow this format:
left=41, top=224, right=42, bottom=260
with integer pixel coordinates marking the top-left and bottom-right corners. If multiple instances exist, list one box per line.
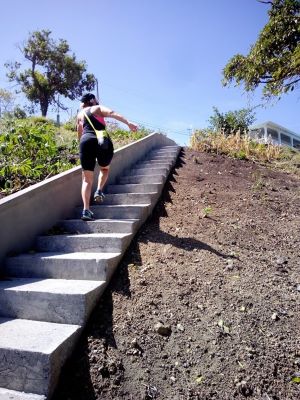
left=140, top=229, right=230, bottom=259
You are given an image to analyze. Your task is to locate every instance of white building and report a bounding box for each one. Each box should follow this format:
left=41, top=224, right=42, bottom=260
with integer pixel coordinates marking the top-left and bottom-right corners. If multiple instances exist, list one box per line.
left=249, top=121, right=300, bottom=150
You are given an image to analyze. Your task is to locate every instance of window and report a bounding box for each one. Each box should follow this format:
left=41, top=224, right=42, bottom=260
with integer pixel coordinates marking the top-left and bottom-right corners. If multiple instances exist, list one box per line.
left=280, top=133, right=291, bottom=145
left=249, top=128, right=265, bottom=140
left=254, top=128, right=265, bottom=138
left=293, top=139, right=300, bottom=150
left=267, top=128, right=279, bottom=142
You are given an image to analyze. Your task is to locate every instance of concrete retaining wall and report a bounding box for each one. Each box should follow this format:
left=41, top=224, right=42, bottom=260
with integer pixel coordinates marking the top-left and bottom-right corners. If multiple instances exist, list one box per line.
left=0, top=133, right=177, bottom=266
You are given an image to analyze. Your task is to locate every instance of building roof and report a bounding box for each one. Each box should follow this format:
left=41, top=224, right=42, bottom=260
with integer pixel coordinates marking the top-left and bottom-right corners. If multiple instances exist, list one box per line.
left=250, top=121, right=300, bottom=138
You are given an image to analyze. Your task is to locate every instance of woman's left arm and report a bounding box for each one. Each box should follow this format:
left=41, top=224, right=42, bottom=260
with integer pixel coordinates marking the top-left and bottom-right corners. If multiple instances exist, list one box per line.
left=76, top=113, right=84, bottom=139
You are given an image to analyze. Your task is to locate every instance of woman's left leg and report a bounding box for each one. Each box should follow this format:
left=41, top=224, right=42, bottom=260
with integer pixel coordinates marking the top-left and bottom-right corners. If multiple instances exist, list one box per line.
left=81, top=169, right=94, bottom=211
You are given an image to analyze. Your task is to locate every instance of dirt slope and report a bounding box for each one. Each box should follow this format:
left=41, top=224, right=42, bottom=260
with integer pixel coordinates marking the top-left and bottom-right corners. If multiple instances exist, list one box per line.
left=53, top=148, right=300, bottom=400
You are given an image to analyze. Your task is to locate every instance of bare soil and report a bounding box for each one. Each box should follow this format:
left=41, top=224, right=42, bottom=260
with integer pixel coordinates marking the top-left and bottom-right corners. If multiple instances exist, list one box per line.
left=53, top=148, right=300, bottom=400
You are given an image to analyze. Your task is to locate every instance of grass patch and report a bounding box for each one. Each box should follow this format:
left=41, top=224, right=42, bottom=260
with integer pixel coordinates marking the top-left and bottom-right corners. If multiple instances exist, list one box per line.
left=190, top=130, right=300, bottom=176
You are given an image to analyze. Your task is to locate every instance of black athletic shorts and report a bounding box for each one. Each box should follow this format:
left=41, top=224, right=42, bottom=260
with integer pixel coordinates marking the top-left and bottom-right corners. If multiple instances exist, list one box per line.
left=79, top=133, right=114, bottom=171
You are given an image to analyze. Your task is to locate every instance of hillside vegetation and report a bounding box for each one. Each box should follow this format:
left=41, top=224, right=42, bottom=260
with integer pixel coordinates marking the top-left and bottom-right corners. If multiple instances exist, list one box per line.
left=0, top=116, right=148, bottom=196
left=190, top=130, right=300, bottom=176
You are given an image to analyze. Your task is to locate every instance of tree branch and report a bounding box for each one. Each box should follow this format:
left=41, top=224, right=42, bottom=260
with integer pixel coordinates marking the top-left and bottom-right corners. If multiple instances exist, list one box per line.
left=257, top=0, right=273, bottom=5
left=285, top=77, right=300, bottom=86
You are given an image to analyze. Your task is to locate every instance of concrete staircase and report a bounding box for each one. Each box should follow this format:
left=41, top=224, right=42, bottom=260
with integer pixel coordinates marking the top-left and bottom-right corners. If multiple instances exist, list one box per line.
left=0, top=145, right=180, bottom=399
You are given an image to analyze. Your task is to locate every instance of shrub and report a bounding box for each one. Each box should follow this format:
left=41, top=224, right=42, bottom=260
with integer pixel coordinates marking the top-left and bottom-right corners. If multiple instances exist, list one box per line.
left=0, top=117, right=76, bottom=194
left=62, top=116, right=77, bottom=132
left=0, top=116, right=149, bottom=196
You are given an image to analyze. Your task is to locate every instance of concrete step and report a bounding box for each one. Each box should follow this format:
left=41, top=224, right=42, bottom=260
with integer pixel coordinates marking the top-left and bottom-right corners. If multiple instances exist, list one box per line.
left=106, top=183, right=163, bottom=194
left=36, top=232, right=132, bottom=253
left=136, top=161, right=172, bottom=168
left=74, top=204, right=151, bottom=219
left=150, top=147, right=179, bottom=154
left=129, top=167, right=168, bottom=176
left=146, top=155, right=176, bottom=161
left=135, top=154, right=175, bottom=162
left=0, top=388, right=45, bottom=400
left=147, top=152, right=177, bottom=160
left=56, top=218, right=139, bottom=234
left=102, top=192, right=158, bottom=205
left=152, top=145, right=179, bottom=150
left=119, top=175, right=165, bottom=184
left=4, top=251, right=121, bottom=281
left=144, top=159, right=176, bottom=168
left=0, top=278, right=105, bottom=325
left=0, top=318, right=81, bottom=396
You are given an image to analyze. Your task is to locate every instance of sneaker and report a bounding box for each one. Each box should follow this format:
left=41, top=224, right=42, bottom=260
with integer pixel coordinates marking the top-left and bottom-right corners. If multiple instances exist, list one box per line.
left=94, top=189, right=105, bottom=203
left=81, top=209, right=94, bottom=221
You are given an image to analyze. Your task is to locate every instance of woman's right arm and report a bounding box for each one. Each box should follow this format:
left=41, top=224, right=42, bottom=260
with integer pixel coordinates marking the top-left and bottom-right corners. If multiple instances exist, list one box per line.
left=94, top=105, right=138, bottom=131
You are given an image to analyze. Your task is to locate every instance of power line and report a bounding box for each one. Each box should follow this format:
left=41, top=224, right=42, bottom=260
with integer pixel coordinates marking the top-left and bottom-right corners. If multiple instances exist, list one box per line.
left=133, top=119, right=191, bottom=136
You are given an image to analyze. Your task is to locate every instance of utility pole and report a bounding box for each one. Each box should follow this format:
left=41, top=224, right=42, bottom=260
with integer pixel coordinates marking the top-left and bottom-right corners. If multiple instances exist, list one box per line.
left=56, top=95, right=60, bottom=127
left=188, top=125, right=193, bottom=137
left=96, top=78, right=99, bottom=100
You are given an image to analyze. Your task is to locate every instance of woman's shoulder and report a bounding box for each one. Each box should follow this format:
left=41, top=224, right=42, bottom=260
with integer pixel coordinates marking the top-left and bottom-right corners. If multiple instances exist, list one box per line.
left=78, top=107, right=91, bottom=117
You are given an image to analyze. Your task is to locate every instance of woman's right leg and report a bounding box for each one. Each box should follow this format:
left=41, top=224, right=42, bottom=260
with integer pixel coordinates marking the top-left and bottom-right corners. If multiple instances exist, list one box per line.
left=95, top=138, right=114, bottom=201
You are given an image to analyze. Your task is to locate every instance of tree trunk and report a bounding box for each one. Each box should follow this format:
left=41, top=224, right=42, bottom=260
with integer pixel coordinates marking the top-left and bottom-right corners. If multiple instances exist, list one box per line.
left=40, top=99, right=48, bottom=117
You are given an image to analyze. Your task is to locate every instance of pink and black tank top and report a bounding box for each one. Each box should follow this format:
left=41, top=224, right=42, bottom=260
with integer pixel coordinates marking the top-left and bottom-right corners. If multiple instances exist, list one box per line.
left=83, top=108, right=106, bottom=135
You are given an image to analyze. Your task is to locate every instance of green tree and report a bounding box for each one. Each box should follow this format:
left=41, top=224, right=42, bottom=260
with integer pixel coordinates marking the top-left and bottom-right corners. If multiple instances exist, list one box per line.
left=0, top=88, right=15, bottom=116
left=208, top=107, right=256, bottom=135
left=5, top=30, right=96, bottom=116
left=223, top=0, right=300, bottom=98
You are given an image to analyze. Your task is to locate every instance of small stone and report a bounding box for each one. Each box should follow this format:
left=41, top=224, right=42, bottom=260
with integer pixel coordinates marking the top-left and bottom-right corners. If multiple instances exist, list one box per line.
left=276, top=256, right=287, bottom=265
left=271, top=312, right=279, bottom=321
left=131, top=338, right=138, bottom=348
left=226, top=259, right=234, bottom=270
left=236, top=380, right=253, bottom=396
left=154, top=322, right=172, bottom=336
left=170, top=376, right=176, bottom=383
left=296, top=284, right=300, bottom=292
left=177, top=323, right=185, bottom=332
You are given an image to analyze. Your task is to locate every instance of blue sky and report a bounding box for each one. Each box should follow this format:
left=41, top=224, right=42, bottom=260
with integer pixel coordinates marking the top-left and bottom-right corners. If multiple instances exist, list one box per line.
left=0, top=0, right=299, bottom=145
